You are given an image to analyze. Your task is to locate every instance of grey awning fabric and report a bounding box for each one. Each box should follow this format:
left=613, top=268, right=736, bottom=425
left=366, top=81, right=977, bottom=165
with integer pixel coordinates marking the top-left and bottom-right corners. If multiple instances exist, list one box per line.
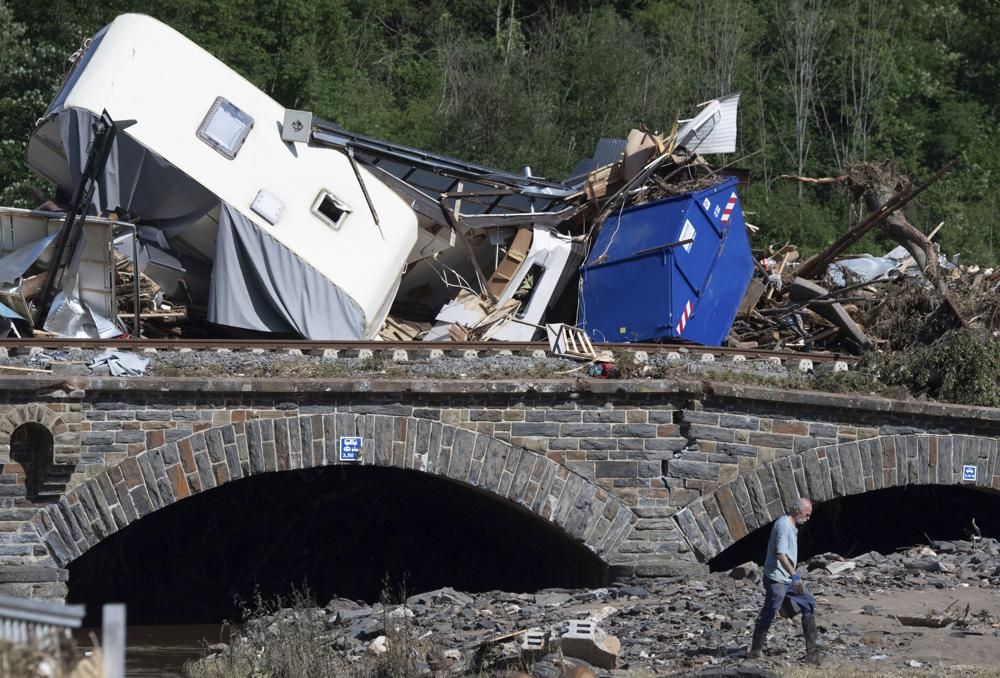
left=58, top=109, right=217, bottom=233
left=207, top=204, right=367, bottom=339
left=40, top=108, right=220, bottom=337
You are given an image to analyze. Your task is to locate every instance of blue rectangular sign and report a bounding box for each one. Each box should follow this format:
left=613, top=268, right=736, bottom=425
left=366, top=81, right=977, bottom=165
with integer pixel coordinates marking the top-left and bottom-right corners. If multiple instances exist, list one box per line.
left=339, top=436, right=362, bottom=462
left=962, top=464, right=977, bottom=482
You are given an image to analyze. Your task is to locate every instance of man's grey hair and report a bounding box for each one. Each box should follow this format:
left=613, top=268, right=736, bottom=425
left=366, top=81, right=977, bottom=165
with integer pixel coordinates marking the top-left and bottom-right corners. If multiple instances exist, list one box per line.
left=787, top=497, right=812, bottom=515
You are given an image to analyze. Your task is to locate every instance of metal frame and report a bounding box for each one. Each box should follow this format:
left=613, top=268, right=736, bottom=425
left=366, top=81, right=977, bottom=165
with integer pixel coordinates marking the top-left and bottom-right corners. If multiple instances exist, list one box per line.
left=0, top=595, right=125, bottom=678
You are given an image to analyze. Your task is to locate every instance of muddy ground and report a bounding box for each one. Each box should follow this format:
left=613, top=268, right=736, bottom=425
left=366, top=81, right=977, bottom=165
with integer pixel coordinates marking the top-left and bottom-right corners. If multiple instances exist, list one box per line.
left=189, top=539, right=1000, bottom=677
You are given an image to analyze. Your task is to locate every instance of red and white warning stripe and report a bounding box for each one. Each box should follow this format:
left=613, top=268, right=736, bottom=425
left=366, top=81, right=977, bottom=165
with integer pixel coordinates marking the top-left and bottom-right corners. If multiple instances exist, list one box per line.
left=720, top=192, right=738, bottom=224
left=675, top=300, right=694, bottom=335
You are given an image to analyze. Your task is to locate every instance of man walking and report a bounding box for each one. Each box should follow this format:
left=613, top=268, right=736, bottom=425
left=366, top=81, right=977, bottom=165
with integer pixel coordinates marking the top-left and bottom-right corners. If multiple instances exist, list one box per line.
left=748, top=497, right=821, bottom=664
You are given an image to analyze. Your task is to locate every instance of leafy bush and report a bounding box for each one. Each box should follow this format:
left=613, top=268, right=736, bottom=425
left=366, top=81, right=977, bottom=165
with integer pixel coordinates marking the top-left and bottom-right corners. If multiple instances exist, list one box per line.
left=858, top=329, right=1000, bottom=406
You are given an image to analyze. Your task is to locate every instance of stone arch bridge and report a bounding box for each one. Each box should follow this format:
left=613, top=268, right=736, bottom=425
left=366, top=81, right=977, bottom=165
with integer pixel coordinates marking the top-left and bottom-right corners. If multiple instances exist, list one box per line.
left=0, top=373, right=996, bottom=601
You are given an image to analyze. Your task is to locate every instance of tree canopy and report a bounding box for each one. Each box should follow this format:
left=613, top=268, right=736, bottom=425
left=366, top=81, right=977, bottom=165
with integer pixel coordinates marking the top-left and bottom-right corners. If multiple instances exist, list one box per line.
left=2, top=0, right=998, bottom=263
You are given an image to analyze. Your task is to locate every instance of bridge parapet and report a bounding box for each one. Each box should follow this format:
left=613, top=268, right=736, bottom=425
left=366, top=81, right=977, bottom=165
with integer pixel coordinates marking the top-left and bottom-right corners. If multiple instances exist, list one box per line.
left=0, top=376, right=989, bottom=598
left=675, top=433, right=1000, bottom=561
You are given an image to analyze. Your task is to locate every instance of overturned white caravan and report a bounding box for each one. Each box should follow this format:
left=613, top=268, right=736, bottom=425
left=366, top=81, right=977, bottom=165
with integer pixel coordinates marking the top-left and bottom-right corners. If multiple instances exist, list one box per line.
left=23, top=13, right=419, bottom=339
left=10, top=13, right=746, bottom=346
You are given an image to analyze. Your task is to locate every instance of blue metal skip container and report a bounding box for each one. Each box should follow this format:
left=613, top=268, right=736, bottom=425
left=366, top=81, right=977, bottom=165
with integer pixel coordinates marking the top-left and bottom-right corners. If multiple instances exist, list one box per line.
left=579, top=177, right=753, bottom=345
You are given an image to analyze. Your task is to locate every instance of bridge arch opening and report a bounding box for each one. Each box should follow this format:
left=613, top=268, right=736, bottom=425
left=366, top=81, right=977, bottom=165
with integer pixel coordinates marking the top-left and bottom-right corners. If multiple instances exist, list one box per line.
left=66, top=465, right=607, bottom=624
left=10, top=422, right=54, bottom=502
left=709, top=484, right=1000, bottom=572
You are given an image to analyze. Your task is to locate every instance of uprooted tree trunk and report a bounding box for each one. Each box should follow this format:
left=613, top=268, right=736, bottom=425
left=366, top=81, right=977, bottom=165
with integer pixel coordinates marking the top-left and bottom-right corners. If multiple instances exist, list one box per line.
left=845, top=161, right=939, bottom=281
left=783, top=160, right=940, bottom=282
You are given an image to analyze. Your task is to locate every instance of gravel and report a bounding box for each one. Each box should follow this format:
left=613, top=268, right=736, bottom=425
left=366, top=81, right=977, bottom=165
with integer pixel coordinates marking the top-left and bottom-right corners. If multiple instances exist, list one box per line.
left=191, top=538, right=1000, bottom=677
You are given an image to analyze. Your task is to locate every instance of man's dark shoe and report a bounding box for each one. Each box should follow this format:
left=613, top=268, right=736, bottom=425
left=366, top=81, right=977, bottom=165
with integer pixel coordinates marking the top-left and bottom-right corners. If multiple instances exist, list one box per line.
left=748, top=622, right=768, bottom=659
left=802, top=614, right=822, bottom=665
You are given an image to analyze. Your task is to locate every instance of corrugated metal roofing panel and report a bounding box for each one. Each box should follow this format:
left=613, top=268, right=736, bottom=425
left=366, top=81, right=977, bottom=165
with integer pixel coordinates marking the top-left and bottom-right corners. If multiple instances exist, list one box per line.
left=566, top=137, right=626, bottom=184
left=592, top=137, right=627, bottom=168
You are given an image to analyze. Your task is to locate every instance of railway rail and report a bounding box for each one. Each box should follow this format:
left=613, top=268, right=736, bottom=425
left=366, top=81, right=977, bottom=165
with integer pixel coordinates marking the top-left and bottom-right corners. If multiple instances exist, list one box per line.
left=0, top=338, right=859, bottom=365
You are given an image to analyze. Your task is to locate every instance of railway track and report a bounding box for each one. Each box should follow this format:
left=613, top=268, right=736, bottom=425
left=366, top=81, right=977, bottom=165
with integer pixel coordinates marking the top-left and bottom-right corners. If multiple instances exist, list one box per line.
left=0, top=338, right=859, bottom=365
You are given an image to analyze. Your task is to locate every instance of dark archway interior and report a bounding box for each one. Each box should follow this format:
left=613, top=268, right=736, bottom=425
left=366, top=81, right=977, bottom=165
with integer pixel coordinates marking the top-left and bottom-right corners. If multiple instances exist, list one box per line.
left=68, top=466, right=607, bottom=625
left=10, top=422, right=53, bottom=501
left=710, top=484, right=1000, bottom=571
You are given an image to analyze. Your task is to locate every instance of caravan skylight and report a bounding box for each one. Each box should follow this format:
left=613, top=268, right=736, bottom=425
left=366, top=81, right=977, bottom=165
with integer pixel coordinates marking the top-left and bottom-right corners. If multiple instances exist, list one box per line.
left=312, top=191, right=351, bottom=230
left=197, top=97, right=254, bottom=159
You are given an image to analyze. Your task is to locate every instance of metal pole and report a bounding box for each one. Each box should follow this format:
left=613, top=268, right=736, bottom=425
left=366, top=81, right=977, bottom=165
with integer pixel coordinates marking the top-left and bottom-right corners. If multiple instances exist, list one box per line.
left=130, top=225, right=140, bottom=336
left=102, top=603, right=125, bottom=678
left=438, top=195, right=496, bottom=303
left=346, top=146, right=383, bottom=238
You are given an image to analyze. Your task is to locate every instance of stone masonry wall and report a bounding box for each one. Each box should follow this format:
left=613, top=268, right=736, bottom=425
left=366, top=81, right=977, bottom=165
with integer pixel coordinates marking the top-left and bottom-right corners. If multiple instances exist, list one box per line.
left=0, top=375, right=998, bottom=598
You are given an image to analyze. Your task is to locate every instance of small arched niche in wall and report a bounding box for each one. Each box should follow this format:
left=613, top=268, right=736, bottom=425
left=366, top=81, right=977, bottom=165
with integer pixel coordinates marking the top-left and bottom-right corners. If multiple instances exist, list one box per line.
left=10, top=422, right=54, bottom=503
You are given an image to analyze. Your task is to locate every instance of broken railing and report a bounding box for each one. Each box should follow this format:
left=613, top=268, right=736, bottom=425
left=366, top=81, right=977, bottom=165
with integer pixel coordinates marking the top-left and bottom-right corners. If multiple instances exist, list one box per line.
left=0, top=595, right=125, bottom=678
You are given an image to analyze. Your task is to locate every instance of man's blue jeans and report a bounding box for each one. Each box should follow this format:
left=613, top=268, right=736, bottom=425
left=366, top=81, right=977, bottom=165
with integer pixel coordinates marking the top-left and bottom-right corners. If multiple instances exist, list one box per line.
left=756, top=577, right=816, bottom=629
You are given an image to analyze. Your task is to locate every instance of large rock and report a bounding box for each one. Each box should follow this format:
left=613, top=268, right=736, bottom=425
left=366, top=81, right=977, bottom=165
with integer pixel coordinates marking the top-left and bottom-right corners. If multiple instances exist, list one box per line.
left=729, top=561, right=760, bottom=581
left=559, top=619, right=620, bottom=670
left=825, top=561, right=857, bottom=575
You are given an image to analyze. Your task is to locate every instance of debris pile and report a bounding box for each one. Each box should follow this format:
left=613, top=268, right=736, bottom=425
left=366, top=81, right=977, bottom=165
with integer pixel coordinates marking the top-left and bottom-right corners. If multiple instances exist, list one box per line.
left=3, top=13, right=989, bottom=371
left=113, top=251, right=187, bottom=337
left=727, top=159, right=1000, bottom=356
left=5, top=15, right=759, bottom=350
left=190, top=538, right=1000, bottom=677
left=390, top=109, right=750, bottom=349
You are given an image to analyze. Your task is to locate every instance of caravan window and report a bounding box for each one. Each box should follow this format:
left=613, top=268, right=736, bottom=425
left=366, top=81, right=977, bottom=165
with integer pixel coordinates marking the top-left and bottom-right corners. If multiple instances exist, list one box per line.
left=197, top=97, right=254, bottom=159
left=514, top=263, right=545, bottom=318
left=312, top=191, right=351, bottom=230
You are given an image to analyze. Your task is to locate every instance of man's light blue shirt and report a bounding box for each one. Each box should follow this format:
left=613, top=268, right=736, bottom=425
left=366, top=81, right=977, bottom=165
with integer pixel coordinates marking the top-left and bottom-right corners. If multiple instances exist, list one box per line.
left=763, top=515, right=798, bottom=583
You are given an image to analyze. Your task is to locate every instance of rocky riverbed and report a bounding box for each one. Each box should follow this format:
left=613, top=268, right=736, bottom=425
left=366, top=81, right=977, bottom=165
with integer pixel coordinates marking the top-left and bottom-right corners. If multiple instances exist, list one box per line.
left=187, top=538, right=1000, bottom=677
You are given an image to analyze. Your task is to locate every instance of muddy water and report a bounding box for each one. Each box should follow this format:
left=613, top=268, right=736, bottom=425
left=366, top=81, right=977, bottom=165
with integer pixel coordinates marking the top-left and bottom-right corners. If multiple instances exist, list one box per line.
left=75, top=624, right=224, bottom=677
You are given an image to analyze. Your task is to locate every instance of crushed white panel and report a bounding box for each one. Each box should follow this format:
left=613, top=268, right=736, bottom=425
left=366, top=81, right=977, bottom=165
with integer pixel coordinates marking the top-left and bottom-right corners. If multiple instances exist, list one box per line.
left=45, top=227, right=121, bottom=339
left=675, top=93, right=740, bottom=155
left=422, top=293, right=487, bottom=341
left=425, top=226, right=583, bottom=343
left=0, top=209, right=119, bottom=338
left=487, top=227, right=584, bottom=341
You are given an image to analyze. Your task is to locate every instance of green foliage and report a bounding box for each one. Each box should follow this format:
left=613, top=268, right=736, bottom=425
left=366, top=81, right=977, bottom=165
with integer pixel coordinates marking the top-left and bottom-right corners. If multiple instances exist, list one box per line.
left=2, top=0, right=1000, bottom=264
left=858, top=329, right=1000, bottom=406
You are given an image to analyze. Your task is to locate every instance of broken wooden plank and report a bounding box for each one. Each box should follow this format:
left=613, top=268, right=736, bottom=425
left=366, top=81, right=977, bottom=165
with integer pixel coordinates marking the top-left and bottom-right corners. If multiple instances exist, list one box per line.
left=788, top=277, right=872, bottom=350
left=896, top=614, right=952, bottom=628
left=0, top=365, right=50, bottom=373
left=487, top=228, right=532, bottom=298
